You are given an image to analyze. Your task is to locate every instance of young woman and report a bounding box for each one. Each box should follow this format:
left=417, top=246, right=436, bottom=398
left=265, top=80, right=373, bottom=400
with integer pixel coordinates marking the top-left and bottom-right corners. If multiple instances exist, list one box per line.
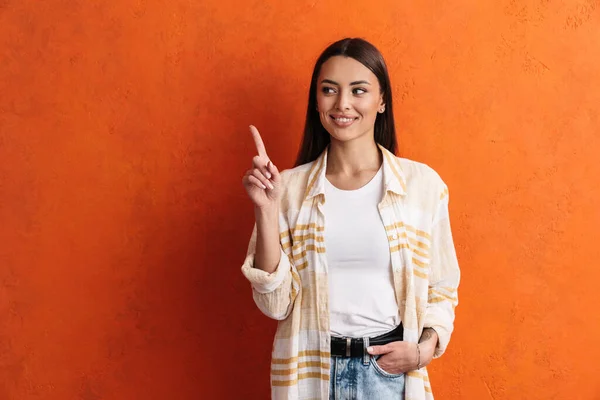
left=241, top=38, right=460, bottom=400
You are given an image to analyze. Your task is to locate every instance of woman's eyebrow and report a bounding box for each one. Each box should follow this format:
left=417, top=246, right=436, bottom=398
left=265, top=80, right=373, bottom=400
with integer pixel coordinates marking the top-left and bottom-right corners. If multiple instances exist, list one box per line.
left=320, top=79, right=371, bottom=86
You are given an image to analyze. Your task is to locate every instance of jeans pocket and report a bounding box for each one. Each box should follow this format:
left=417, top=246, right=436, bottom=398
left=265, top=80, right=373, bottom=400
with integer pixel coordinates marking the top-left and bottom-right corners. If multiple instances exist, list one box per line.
left=370, top=357, right=405, bottom=379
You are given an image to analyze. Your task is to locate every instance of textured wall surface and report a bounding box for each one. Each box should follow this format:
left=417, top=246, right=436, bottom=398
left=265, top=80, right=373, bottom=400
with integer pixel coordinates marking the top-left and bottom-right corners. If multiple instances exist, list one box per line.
left=1, top=0, right=600, bottom=399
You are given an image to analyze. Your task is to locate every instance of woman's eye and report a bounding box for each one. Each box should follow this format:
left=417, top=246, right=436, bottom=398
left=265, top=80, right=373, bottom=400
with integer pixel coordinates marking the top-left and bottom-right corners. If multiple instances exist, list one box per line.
left=321, top=87, right=335, bottom=94
left=353, top=88, right=367, bottom=95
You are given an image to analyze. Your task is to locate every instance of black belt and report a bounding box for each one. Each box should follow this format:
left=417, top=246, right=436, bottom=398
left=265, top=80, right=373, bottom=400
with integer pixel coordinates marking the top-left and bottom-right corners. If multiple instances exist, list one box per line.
left=330, top=324, right=404, bottom=358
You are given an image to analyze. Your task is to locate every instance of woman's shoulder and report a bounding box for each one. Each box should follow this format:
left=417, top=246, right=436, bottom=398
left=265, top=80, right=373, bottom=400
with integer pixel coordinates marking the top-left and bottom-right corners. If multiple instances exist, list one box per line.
left=280, top=161, right=314, bottom=180
left=276, top=160, right=317, bottom=209
left=394, top=156, right=448, bottom=194
left=279, top=160, right=315, bottom=188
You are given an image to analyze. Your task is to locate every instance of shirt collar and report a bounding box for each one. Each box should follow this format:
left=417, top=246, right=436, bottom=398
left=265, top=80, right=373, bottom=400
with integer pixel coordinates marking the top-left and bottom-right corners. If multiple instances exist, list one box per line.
left=303, top=144, right=407, bottom=201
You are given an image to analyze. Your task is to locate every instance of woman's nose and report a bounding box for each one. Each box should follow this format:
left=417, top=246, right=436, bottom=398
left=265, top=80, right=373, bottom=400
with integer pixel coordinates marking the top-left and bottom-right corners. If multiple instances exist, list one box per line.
left=335, top=91, right=351, bottom=111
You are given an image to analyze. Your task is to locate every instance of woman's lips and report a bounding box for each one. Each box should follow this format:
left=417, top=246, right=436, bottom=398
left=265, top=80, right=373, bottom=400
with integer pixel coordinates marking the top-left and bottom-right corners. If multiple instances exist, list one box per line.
left=330, top=115, right=358, bottom=127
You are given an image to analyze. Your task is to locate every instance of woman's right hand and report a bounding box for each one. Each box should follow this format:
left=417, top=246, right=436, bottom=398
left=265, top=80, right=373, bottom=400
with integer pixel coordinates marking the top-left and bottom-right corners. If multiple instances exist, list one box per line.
left=242, top=125, right=281, bottom=210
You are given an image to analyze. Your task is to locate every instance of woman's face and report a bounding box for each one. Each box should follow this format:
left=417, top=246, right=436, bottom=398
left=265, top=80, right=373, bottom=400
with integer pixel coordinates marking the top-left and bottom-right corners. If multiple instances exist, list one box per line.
left=316, top=56, right=384, bottom=144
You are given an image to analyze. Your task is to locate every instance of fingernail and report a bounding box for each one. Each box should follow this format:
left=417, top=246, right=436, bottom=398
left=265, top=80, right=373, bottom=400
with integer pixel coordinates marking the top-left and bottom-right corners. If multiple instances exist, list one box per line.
left=260, top=183, right=267, bottom=190
left=267, top=182, right=274, bottom=190
left=367, top=347, right=373, bottom=353
left=265, top=161, right=273, bottom=179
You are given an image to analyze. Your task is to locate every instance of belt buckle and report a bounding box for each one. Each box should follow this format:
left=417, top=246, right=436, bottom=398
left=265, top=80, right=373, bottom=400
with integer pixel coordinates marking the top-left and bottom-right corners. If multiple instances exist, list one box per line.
left=345, top=337, right=351, bottom=357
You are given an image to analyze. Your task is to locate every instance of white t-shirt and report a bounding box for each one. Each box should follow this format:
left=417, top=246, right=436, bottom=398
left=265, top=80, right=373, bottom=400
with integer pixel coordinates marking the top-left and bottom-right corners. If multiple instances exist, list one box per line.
left=323, top=166, right=400, bottom=338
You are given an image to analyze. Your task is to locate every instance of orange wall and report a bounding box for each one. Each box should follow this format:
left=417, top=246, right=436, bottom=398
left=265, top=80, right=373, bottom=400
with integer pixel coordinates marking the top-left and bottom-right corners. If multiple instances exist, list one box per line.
left=1, top=0, right=599, bottom=399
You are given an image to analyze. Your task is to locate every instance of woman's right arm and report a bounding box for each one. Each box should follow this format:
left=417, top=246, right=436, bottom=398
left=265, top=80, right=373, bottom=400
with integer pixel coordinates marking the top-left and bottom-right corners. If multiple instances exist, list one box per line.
left=240, top=126, right=299, bottom=320
left=253, top=205, right=281, bottom=273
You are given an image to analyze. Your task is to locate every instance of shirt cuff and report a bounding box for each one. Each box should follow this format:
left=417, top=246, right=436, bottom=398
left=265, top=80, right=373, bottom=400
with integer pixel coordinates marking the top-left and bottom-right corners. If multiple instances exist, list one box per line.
left=241, top=249, right=291, bottom=294
left=423, top=304, right=455, bottom=359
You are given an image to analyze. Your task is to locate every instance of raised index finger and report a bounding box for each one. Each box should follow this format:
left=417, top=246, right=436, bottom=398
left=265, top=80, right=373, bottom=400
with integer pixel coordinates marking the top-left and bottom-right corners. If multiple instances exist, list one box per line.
left=249, top=125, right=268, bottom=158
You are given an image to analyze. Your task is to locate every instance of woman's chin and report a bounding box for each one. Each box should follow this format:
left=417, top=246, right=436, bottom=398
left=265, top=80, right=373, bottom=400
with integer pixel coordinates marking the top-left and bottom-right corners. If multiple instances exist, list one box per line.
left=328, top=132, right=356, bottom=143
left=327, top=127, right=372, bottom=144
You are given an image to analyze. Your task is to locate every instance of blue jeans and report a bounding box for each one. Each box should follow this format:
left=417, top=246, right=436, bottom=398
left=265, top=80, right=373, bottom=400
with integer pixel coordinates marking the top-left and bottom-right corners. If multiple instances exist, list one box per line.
left=329, top=355, right=405, bottom=399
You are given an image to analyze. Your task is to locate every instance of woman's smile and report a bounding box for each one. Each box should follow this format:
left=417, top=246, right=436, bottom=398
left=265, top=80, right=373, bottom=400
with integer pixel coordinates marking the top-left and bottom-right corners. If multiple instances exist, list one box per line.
left=330, top=114, right=359, bottom=127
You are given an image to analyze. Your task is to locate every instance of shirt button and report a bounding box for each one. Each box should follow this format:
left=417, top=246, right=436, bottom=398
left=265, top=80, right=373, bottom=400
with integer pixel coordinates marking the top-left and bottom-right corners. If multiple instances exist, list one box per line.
left=392, top=234, right=398, bottom=240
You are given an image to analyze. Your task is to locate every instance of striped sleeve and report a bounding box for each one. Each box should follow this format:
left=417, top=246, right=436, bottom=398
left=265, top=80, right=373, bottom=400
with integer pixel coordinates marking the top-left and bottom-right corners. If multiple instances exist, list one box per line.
left=241, top=217, right=300, bottom=320
left=423, top=185, right=460, bottom=358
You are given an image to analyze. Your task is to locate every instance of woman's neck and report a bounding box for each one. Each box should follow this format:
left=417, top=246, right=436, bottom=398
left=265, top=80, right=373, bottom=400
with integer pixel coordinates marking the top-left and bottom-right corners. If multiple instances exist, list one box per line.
left=326, top=136, right=382, bottom=177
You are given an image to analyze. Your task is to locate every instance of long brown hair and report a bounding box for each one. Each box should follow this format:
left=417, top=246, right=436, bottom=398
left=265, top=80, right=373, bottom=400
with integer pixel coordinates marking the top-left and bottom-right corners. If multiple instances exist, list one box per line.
left=294, top=38, right=398, bottom=166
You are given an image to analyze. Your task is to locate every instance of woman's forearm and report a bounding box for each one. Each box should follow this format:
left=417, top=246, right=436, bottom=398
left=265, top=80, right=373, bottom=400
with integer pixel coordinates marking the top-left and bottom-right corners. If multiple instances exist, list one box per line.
left=419, top=328, right=438, bottom=346
left=253, top=205, right=281, bottom=273
left=419, top=327, right=439, bottom=364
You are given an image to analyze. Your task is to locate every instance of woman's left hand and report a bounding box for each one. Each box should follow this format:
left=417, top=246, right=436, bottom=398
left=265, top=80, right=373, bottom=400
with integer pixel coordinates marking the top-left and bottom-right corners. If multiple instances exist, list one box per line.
left=367, top=339, right=436, bottom=374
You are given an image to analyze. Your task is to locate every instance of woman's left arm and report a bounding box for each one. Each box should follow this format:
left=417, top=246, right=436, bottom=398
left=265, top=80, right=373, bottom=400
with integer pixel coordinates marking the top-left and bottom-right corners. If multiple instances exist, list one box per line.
left=367, top=185, right=460, bottom=373
left=421, top=185, right=461, bottom=363
left=415, top=328, right=439, bottom=368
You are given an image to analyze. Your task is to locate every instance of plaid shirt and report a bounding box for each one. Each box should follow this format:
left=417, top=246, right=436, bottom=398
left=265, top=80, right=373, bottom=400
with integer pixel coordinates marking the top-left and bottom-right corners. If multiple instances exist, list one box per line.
left=242, top=145, right=460, bottom=399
